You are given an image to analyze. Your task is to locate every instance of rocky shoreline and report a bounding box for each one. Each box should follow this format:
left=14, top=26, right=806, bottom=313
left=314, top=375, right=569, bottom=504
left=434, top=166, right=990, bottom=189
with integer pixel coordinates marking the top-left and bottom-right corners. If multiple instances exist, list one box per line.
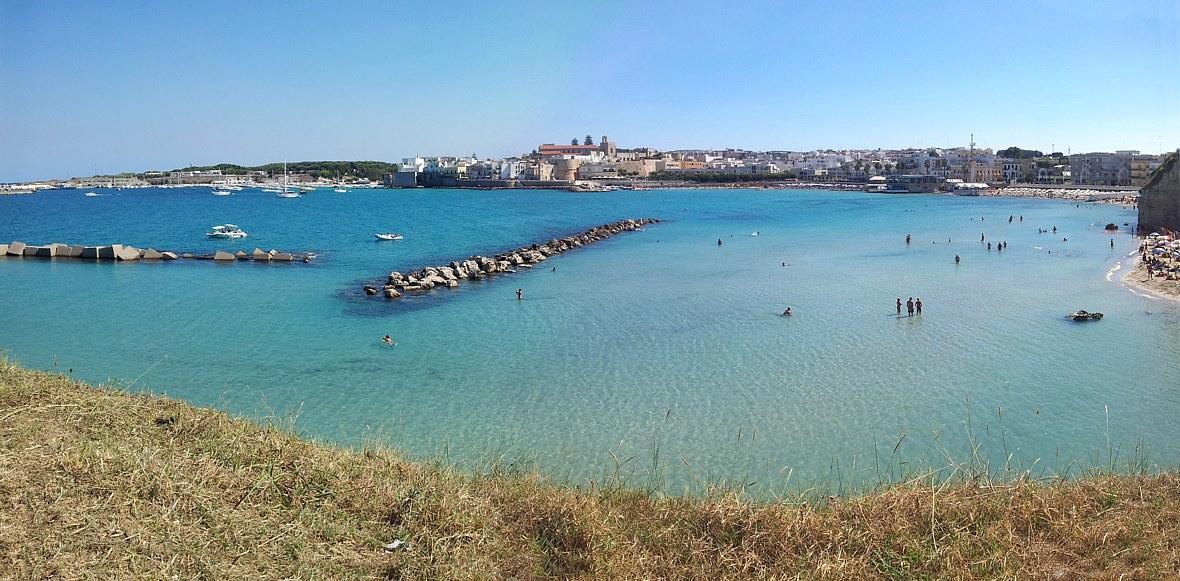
left=1, top=241, right=312, bottom=263
left=363, top=218, right=659, bottom=299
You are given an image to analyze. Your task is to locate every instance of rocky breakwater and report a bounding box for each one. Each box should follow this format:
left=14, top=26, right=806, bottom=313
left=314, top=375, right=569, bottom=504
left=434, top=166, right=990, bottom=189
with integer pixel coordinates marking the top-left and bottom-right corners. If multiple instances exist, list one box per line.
left=1, top=241, right=312, bottom=264
left=363, top=218, right=660, bottom=299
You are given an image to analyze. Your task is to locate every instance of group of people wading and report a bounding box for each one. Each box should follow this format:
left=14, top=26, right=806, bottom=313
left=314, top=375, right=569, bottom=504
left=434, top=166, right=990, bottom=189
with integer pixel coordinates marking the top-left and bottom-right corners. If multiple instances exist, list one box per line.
left=896, top=296, right=923, bottom=317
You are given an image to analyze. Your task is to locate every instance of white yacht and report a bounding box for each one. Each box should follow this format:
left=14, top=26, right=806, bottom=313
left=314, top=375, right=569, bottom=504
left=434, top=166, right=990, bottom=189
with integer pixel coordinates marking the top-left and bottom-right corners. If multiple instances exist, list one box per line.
left=212, top=188, right=233, bottom=196
left=276, top=162, right=300, bottom=197
left=206, top=224, right=248, bottom=239
left=374, top=233, right=403, bottom=241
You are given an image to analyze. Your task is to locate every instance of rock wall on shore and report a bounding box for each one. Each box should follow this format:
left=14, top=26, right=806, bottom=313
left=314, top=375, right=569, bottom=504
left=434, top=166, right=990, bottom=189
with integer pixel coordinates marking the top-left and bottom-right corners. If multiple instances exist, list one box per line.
left=1139, top=152, right=1180, bottom=233
left=363, top=218, right=659, bottom=299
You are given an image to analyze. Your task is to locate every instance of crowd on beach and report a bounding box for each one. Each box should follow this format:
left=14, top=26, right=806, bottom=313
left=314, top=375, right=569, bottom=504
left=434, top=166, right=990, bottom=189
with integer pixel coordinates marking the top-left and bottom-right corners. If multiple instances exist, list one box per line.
left=1141, top=233, right=1180, bottom=283
left=987, top=187, right=1138, bottom=208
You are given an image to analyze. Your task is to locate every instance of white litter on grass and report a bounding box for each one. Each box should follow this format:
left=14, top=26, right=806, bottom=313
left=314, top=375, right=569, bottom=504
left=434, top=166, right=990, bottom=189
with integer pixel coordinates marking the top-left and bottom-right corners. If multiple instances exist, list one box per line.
left=383, top=539, right=408, bottom=553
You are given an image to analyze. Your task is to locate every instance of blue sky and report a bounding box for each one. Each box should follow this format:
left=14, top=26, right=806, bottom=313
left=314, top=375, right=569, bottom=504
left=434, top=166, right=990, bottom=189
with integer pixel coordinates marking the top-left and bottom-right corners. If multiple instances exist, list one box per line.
left=1, top=0, right=1178, bottom=180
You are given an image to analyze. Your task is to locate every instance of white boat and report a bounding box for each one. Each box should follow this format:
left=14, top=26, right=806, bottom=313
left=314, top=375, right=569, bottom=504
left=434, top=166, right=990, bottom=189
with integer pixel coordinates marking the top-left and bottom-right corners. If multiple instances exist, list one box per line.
left=276, top=162, right=300, bottom=198
left=225, top=185, right=243, bottom=191
left=84, top=192, right=99, bottom=197
left=261, top=187, right=281, bottom=193
left=374, top=233, right=403, bottom=241
left=212, top=189, right=232, bottom=196
left=206, top=224, right=248, bottom=239
left=334, top=188, right=348, bottom=193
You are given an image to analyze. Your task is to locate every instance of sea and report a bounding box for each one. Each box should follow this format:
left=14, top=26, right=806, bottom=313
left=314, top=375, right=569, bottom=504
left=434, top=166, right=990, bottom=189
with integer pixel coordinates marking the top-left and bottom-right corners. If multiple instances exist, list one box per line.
left=2, top=186, right=1178, bottom=495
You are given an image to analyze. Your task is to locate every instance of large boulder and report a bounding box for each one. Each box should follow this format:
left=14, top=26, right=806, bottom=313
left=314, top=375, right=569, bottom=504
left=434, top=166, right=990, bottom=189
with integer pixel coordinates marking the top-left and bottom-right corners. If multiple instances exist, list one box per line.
left=235, top=250, right=248, bottom=260
left=252, top=248, right=270, bottom=261
left=98, top=245, right=120, bottom=260
left=271, top=253, right=294, bottom=261
left=383, top=287, right=401, bottom=299
left=80, top=246, right=103, bottom=259
left=0, top=244, right=7, bottom=255
left=6, top=241, right=25, bottom=256
left=213, top=250, right=235, bottom=261
left=116, top=246, right=141, bottom=261
left=141, top=248, right=164, bottom=259
left=161, top=252, right=178, bottom=260
left=65, top=245, right=85, bottom=257
left=23, top=246, right=43, bottom=257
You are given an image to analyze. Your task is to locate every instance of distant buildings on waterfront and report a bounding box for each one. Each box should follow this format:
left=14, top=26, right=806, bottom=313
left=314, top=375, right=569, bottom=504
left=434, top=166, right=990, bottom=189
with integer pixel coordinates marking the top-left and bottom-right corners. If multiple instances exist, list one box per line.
left=386, top=135, right=1170, bottom=190
left=2, top=136, right=1171, bottom=192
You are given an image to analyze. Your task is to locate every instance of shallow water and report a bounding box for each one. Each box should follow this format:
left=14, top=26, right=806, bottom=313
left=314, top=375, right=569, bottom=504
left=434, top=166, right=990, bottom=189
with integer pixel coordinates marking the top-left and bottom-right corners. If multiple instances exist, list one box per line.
left=2, top=187, right=1177, bottom=493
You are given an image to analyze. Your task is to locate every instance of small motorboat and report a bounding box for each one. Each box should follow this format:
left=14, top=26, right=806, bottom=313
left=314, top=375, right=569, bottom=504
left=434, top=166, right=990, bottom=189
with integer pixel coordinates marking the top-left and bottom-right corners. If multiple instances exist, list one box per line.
left=276, top=191, right=300, bottom=198
left=1068, top=310, right=1103, bottom=321
left=84, top=192, right=99, bottom=197
left=207, top=224, right=248, bottom=239
left=335, top=188, right=348, bottom=193
left=212, top=189, right=232, bottom=196
left=375, top=233, right=403, bottom=241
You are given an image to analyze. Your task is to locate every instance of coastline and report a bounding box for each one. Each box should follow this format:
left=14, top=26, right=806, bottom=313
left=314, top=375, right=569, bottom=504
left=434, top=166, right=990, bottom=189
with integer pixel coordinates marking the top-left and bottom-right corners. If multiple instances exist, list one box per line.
left=1122, top=255, right=1180, bottom=302
left=5, top=360, right=1180, bottom=578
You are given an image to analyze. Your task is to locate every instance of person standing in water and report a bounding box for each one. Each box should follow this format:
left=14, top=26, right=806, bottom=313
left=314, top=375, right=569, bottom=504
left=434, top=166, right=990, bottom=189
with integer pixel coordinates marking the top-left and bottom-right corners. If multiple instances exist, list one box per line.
left=516, top=288, right=523, bottom=300
left=915, top=298, right=923, bottom=314
left=906, top=297, right=914, bottom=317
left=981, top=233, right=986, bottom=242
left=905, top=234, right=911, bottom=245
left=896, top=298, right=902, bottom=315
left=717, top=238, right=723, bottom=246
left=782, top=307, right=792, bottom=316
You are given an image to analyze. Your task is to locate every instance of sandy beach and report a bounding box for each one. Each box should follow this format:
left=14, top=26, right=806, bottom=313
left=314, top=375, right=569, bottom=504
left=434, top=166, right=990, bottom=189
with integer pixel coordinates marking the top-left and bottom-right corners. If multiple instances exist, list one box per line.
left=1123, top=257, right=1180, bottom=302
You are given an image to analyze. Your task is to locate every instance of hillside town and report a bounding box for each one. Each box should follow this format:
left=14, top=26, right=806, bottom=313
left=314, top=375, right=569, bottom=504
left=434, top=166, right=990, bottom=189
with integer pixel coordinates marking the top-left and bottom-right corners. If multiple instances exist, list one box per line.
left=1, top=135, right=1170, bottom=198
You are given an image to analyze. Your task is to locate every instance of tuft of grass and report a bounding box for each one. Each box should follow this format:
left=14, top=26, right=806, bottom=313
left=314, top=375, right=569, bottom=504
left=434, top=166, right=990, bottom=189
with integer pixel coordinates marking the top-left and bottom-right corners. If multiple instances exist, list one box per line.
left=3, top=360, right=1180, bottom=579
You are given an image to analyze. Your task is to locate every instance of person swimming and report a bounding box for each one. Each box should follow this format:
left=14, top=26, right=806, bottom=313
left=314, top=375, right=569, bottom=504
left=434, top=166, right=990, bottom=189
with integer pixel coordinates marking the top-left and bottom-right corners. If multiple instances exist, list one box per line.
left=955, top=254, right=960, bottom=264
left=382, top=335, right=394, bottom=346
left=782, top=307, right=792, bottom=316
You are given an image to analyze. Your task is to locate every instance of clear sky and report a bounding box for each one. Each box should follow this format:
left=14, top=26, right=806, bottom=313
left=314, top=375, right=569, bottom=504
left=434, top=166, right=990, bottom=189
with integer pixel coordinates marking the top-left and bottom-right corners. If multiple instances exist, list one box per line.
left=1, top=0, right=1178, bottom=181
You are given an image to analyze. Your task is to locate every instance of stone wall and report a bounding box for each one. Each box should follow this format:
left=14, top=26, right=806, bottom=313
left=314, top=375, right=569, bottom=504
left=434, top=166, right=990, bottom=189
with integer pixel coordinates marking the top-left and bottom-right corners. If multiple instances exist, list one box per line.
left=1139, top=152, right=1180, bottom=232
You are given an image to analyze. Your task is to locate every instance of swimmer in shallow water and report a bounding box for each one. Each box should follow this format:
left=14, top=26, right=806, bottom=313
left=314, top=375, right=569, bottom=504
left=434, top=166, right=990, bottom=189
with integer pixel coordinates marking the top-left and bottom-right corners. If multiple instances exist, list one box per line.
left=782, top=307, right=792, bottom=316
left=382, top=335, right=394, bottom=346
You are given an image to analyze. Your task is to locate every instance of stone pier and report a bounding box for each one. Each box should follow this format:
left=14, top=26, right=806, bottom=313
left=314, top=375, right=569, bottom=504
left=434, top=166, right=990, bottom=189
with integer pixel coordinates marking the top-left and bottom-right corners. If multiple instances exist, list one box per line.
left=363, top=218, right=659, bottom=299
left=2, top=242, right=312, bottom=264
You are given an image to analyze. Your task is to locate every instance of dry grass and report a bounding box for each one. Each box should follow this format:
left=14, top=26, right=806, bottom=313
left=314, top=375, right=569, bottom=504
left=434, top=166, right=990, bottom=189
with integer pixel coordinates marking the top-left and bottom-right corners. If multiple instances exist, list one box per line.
left=2, top=361, right=1179, bottom=579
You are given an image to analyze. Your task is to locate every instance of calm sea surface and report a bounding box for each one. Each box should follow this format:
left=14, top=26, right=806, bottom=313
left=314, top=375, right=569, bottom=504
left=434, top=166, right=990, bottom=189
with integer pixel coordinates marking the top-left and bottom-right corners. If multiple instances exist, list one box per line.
left=2, top=187, right=1178, bottom=493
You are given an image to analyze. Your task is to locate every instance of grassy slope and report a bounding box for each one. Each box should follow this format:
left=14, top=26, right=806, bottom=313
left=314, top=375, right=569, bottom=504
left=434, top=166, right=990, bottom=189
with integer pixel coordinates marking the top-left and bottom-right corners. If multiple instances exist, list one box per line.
left=2, top=362, right=1178, bottom=579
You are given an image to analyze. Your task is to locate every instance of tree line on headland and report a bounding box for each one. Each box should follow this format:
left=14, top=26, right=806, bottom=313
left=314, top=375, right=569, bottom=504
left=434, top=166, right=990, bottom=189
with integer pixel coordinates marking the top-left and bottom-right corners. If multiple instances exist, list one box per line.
left=174, top=161, right=397, bottom=181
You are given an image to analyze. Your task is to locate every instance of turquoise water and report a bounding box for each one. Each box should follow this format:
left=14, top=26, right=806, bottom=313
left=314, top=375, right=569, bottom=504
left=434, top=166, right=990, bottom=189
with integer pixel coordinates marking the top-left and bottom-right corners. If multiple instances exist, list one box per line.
left=2, top=187, right=1178, bottom=493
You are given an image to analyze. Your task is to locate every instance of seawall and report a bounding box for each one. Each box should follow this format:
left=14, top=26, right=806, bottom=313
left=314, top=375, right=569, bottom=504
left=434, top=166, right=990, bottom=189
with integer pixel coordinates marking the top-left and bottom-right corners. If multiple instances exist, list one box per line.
left=363, top=218, right=659, bottom=299
left=1, top=242, right=312, bottom=263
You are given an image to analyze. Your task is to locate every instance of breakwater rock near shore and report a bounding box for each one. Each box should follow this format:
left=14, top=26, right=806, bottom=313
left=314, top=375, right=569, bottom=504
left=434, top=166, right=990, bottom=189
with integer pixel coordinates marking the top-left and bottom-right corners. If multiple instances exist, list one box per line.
left=363, top=218, right=660, bottom=299
left=1, top=242, right=312, bottom=263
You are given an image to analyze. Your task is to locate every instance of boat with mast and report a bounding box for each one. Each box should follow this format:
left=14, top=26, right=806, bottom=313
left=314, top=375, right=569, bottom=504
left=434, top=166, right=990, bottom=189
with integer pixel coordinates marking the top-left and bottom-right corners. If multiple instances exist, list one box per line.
left=276, top=162, right=299, bottom=198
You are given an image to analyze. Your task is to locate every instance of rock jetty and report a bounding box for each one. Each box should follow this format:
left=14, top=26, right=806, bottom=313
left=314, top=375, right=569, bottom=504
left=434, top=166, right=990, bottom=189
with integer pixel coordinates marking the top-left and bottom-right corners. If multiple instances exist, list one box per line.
left=2, top=242, right=312, bottom=264
left=363, top=218, right=659, bottom=299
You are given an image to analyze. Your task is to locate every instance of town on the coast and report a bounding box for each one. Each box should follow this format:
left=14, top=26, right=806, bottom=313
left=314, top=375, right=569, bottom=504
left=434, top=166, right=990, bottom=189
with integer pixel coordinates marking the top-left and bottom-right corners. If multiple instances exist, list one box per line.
left=4, top=135, right=1179, bottom=301
left=0, top=135, right=1168, bottom=204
